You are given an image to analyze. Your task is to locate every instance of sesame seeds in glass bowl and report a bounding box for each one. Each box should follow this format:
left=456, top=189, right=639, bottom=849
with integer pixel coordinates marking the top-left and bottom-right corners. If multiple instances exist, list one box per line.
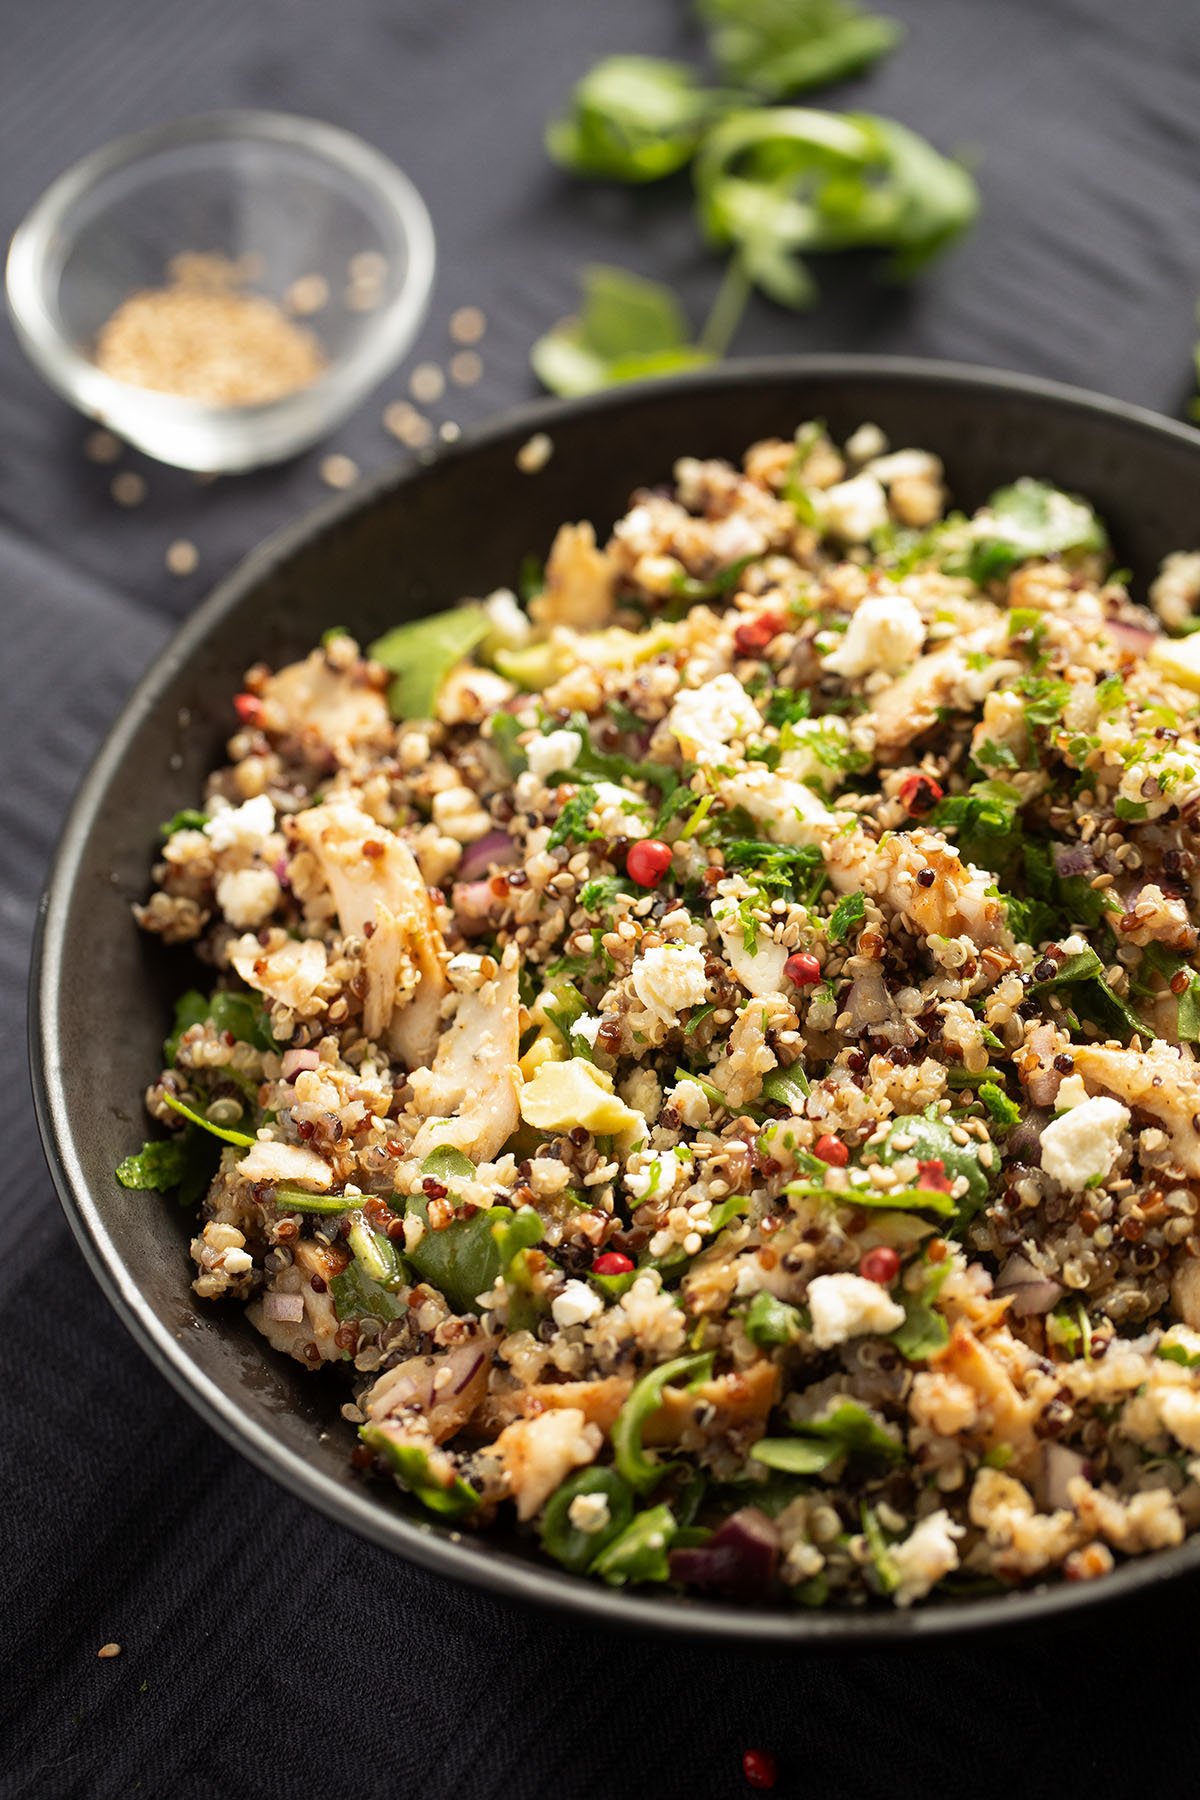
left=5, top=111, right=435, bottom=472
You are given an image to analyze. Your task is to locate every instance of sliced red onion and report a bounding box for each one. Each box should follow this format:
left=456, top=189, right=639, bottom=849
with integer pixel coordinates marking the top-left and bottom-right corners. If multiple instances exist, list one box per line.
left=452, top=1352, right=486, bottom=1395
left=1105, top=618, right=1157, bottom=658
left=1041, top=1441, right=1086, bottom=1511
left=263, top=1292, right=305, bottom=1323
left=458, top=830, right=518, bottom=884
left=668, top=1506, right=779, bottom=1600
left=272, top=854, right=292, bottom=890
left=453, top=878, right=501, bottom=937
left=996, top=1251, right=1063, bottom=1316
left=1053, top=842, right=1094, bottom=879
left=281, top=1047, right=320, bottom=1079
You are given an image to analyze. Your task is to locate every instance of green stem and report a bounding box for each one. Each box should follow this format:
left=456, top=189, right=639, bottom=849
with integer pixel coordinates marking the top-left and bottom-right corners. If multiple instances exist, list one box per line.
left=699, top=256, right=752, bottom=357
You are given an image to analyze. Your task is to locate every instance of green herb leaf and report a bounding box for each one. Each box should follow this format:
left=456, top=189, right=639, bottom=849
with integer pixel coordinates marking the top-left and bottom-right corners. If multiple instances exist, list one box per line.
left=547, top=783, right=604, bottom=850
left=978, top=1082, right=1020, bottom=1128
left=531, top=265, right=716, bottom=398
left=968, top=479, right=1108, bottom=586
left=360, top=1427, right=482, bottom=1518
left=369, top=604, right=489, bottom=721
left=760, top=1064, right=811, bottom=1109
left=612, top=1352, right=714, bottom=1493
left=540, top=1467, right=636, bottom=1572
left=331, top=1260, right=405, bottom=1323
left=827, top=889, right=865, bottom=943
left=547, top=56, right=735, bottom=184
left=591, top=1502, right=678, bottom=1585
left=161, top=1093, right=255, bottom=1147
left=160, top=808, right=209, bottom=838
left=405, top=1197, right=509, bottom=1314
left=115, top=1135, right=192, bottom=1192
left=698, top=0, right=902, bottom=98
left=750, top=1435, right=840, bottom=1474
left=1177, top=976, right=1200, bottom=1044
left=488, top=712, right=528, bottom=776
left=744, top=1290, right=808, bottom=1346
left=421, top=1147, right=476, bottom=1182
left=694, top=109, right=978, bottom=311
left=875, top=1112, right=990, bottom=1219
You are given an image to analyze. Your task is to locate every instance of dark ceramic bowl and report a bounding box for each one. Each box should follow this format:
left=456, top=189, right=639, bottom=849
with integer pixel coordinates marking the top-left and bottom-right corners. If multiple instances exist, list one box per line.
left=32, top=357, right=1200, bottom=1641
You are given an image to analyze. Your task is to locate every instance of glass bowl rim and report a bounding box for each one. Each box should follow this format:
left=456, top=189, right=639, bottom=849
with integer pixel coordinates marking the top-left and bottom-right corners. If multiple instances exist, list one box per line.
left=4, top=108, right=436, bottom=434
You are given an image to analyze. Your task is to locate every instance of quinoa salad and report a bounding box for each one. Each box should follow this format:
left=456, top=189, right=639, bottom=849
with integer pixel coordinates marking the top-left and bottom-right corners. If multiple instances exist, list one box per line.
left=121, top=420, right=1200, bottom=1610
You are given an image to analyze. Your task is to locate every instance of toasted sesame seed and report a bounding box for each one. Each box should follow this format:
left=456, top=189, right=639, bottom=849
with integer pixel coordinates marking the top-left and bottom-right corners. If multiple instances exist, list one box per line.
left=84, top=428, right=122, bottom=464
left=285, top=274, right=330, bottom=316
left=97, top=1642, right=122, bottom=1659
left=516, top=432, right=553, bottom=473
left=111, top=471, right=147, bottom=507
left=349, top=250, right=387, bottom=283
left=383, top=401, right=433, bottom=448
left=410, top=363, right=445, bottom=404
left=320, top=453, right=359, bottom=490
left=449, top=305, right=486, bottom=344
left=165, top=539, right=199, bottom=577
left=449, top=349, right=483, bottom=387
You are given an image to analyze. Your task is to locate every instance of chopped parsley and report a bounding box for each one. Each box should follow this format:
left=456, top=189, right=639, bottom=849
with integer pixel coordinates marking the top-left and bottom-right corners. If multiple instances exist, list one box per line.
left=827, top=889, right=866, bottom=943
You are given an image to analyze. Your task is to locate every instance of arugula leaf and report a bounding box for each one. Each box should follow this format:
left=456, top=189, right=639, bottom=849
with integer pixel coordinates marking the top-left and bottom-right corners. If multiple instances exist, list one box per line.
left=744, top=1290, right=808, bottom=1346
left=360, top=1428, right=482, bottom=1518
left=421, top=1147, right=476, bottom=1181
left=592, top=1502, right=678, bottom=1585
left=1176, top=975, right=1200, bottom=1043
left=1031, top=950, right=1150, bottom=1042
left=1158, top=1336, right=1200, bottom=1370
left=752, top=1400, right=903, bottom=1474
left=889, top=1252, right=953, bottom=1360
left=369, top=605, right=489, bottom=721
left=875, top=1112, right=990, bottom=1218
left=488, top=712, right=528, bottom=777
left=760, top=1064, right=811, bottom=1109
left=560, top=710, right=679, bottom=797
left=547, top=56, right=735, bottom=184
left=540, top=1467, right=635, bottom=1573
left=405, top=1197, right=509, bottom=1314
left=164, top=990, right=210, bottom=1065
left=861, top=1501, right=901, bottom=1594
left=698, top=0, right=902, bottom=98
left=968, top=479, right=1108, bottom=586
left=694, top=108, right=978, bottom=310
left=531, top=265, right=716, bottom=398
left=613, top=1352, right=713, bottom=1493
left=827, top=889, right=865, bottom=943
left=330, top=1259, right=406, bottom=1323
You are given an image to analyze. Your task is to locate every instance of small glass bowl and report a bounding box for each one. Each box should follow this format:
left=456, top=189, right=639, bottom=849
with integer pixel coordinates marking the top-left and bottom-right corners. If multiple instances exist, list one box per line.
left=5, top=111, right=435, bottom=471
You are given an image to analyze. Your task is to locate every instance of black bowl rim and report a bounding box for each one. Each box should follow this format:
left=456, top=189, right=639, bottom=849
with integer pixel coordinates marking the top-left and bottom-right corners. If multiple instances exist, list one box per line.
left=30, top=353, right=1200, bottom=1643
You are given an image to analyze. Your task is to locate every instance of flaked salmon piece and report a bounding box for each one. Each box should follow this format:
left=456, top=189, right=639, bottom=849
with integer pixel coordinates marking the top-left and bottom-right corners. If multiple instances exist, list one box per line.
left=410, top=945, right=521, bottom=1164
left=1073, top=1040, right=1200, bottom=1177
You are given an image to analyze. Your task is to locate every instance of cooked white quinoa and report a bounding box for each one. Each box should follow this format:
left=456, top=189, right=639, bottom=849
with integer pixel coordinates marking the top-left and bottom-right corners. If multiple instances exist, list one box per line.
left=125, top=421, right=1200, bottom=1607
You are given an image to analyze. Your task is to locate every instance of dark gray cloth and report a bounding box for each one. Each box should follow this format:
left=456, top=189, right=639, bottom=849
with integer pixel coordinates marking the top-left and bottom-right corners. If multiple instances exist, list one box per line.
left=2, top=2, right=1197, bottom=1794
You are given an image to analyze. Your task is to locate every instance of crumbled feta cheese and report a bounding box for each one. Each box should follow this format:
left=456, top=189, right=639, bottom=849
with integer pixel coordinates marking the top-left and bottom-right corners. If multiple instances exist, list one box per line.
left=551, top=1279, right=605, bottom=1329
left=669, top=1077, right=711, bottom=1128
left=592, top=781, right=652, bottom=834
left=215, top=867, right=281, bottom=929
left=432, top=783, right=493, bottom=843
left=1155, top=1384, right=1200, bottom=1453
left=821, top=472, right=889, bottom=543
left=668, top=673, right=763, bottom=765
left=567, top=1491, right=612, bottom=1535
left=526, top=729, right=583, bottom=781
left=1040, top=1096, right=1130, bottom=1189
left=712, top=896, right=789, bottom=996
left=866, top=448, right=943, bottom=487
left=806, top=1272, right=906, bottom=1348
left=625, top=1147, right=688, bottom=1202
left=1054, top=1073, right=1090, bottom=1110
left=824, top=595, right=925, bottom=679
left=631, top=943, right=710, bottom=1025
left=718, top=766, right=837, bottom=847
left=778, top=715, right=854, bottom=793
left=571, top=1012, right=604, bottom=1047
left=890, top=1510, right=964, bottom=1608
left=483, top=585, right=532, bottom=648
left=845, top=421, right=888, bottom=465
left=204, top=792, right=276, bottom=852
left=1117, top=749, right=1200, bottom=820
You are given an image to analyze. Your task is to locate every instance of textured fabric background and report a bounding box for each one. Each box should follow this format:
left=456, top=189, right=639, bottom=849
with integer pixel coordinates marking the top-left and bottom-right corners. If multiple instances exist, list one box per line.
left=3, top=2, right=1200, bottom=1795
